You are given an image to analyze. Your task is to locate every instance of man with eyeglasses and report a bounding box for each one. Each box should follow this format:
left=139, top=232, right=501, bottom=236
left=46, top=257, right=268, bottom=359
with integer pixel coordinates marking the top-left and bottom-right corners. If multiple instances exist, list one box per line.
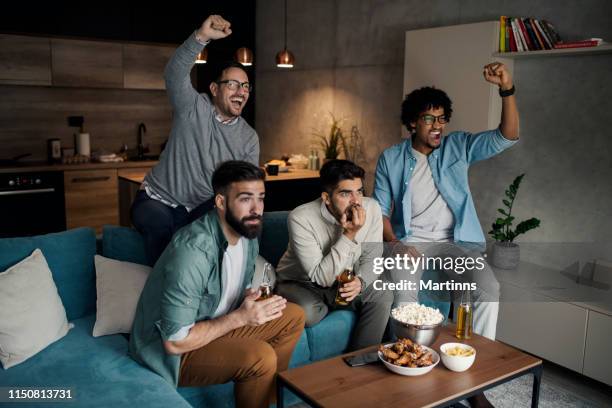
left=131, top=15, right=259, bottom=265
left=373, top=62, right=518, bottom=408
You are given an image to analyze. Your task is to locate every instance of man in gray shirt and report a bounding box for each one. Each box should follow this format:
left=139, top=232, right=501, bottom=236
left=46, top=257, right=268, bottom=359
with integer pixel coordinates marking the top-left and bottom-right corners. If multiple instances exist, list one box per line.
left=131, top=15, right=259, bottom=265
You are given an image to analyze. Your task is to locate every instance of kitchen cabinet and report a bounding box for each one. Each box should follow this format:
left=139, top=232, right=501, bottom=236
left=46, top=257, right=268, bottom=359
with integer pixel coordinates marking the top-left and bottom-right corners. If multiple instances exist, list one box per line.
left=123, top=44, right=174, bottom=90
left=583, top=310, right=612, bottom=385
left=64, top=168, right=119, bottom=234
left=0, top=34, right=52, bottom=86
left=495, top=261, right=612, bottom=384
left=117, top=167, right=150, bottom=227
left=51, top=39, right=123, bottom=88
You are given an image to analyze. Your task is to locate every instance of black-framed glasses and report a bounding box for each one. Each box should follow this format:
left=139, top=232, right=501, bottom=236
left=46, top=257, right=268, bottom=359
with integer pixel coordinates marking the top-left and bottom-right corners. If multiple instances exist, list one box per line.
left=217, top=79, right=252, bottom=92
left=419, top=114, right=449, bottom=125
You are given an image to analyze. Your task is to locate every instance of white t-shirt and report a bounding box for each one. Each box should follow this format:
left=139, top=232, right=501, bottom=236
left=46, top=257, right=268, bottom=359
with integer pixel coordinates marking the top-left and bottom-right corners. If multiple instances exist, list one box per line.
left=213, top=237, right=246, bottom=318
left=407, top=148, right=454, bottom=242
left=168, top=237, right=246, bottom=341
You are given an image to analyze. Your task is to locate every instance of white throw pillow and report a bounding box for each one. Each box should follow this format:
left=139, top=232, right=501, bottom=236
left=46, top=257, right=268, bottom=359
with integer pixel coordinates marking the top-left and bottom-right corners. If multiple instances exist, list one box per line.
left=0, top=249, right=72, bottom=369
left=93, top=255, right=151, bottom=337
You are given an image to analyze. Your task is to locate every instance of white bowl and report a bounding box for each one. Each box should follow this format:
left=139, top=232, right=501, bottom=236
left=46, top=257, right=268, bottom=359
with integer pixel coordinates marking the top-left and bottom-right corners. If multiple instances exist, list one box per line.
left=378, top=343, right=440, bottom=376
left=439, top=343, right=476, bottom=372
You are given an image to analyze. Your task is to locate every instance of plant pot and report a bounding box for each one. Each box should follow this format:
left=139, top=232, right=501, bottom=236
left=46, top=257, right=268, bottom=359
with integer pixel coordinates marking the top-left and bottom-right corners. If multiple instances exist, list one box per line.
left=491, top=242, right=520, bottom=269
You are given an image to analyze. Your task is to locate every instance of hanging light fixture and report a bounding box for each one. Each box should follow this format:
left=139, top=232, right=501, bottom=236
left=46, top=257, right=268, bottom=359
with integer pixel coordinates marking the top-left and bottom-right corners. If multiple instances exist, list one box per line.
left=235, top=47, right=254, bottom=66
left=195, top=48, right=208, bottom=64
left=276, top=0, right=295, bottom=68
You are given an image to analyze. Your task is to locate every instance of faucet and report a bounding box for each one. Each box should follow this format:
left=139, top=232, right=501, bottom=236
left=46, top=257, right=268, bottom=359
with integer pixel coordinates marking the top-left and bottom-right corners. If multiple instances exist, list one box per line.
left=137, top=123, right=147, bottom=159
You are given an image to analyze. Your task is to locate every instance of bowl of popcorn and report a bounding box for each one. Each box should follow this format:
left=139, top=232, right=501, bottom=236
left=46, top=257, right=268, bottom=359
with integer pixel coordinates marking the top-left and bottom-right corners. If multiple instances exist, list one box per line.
left=390, top=303, right=445, bottom=347
left=439, top=343, right=476, bottom=372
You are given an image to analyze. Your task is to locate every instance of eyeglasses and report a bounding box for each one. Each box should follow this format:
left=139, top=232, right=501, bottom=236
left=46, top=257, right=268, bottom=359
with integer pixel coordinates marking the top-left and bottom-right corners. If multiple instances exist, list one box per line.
left=217, top=79, right=252, bottom=92
left=419, top=114, right=449, bottom=125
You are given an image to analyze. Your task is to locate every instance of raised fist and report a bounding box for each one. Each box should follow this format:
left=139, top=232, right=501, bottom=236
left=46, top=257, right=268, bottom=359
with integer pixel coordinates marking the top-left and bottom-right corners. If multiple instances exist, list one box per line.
left=483, top=62, right=513, bottom=90
left=196, top=15, right=232, bottom=42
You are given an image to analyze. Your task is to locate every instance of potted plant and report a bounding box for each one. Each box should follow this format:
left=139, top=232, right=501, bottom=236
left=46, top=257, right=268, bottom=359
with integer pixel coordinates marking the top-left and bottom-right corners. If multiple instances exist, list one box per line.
left=489, top=174, right=541, bottom=269
left=313, top=113, right=345, bottom=161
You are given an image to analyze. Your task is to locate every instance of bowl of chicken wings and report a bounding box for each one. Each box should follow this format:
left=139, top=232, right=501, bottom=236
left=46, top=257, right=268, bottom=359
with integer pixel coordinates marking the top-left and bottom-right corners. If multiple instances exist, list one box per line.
left=378, top=337, right=440, bottom=376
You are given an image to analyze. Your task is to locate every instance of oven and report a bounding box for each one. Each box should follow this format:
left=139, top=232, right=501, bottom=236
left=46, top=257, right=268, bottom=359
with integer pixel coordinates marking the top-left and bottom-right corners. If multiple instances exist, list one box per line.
left=0, top=171, right=66, bottom=238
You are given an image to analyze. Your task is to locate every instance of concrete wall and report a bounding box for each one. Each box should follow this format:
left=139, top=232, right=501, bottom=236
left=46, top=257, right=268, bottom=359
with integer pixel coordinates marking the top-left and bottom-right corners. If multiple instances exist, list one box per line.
left=256, top=0, right=612, bottom=245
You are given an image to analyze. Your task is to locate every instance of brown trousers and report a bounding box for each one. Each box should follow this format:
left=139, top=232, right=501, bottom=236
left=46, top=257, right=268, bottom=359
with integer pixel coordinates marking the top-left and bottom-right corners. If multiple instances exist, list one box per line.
left=178, top=303, right=305, bottom=408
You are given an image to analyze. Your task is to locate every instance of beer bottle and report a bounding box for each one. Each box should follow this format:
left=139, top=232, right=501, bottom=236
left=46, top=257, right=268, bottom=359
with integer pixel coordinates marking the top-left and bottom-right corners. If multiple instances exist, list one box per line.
left=456, top=289, right=473, bottom=339
left=256, top=262, right=273, bottom=301
left=335, top=252, right=356, bottom=306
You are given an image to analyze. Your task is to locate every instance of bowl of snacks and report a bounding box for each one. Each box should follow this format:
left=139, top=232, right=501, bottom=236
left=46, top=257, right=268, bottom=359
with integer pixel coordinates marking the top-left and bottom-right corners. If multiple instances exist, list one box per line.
left=390, top=303, right=445, bottom=347
left=378, top=338, right=440, bottom=376
left=439, top=343, right=476, bottom=372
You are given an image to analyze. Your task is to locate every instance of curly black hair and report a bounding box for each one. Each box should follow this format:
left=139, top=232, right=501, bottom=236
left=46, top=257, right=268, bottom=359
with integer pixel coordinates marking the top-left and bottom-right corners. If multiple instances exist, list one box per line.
left=401, top=87, right=453, bottom=133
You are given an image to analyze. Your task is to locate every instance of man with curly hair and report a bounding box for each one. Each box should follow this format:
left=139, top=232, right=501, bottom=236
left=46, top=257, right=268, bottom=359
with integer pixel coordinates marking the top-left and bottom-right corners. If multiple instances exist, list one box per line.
left=373, top=62, right=519, bottom=408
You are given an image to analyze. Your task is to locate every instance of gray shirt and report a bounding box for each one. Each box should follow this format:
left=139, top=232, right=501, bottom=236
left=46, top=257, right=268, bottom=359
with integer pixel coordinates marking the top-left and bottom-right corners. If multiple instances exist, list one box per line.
left=145, top=33, right=259, bottom=210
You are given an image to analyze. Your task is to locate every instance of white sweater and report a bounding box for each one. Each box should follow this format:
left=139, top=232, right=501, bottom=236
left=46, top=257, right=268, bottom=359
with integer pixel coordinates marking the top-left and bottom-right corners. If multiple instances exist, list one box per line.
left=276, top=197, right=383, bottom=287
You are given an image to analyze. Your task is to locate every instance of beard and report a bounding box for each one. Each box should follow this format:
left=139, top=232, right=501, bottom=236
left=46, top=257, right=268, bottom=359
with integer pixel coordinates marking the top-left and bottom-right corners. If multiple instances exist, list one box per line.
left=327, top=202, right=358, bottom=223
left=225, top=206, right=262, bottom=239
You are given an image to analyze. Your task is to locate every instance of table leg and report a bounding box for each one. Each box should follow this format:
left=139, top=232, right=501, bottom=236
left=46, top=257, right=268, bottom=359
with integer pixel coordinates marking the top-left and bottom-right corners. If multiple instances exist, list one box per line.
left=531, top=364, right=543, bottom=408
left=277, top=377, right=285, bottom=408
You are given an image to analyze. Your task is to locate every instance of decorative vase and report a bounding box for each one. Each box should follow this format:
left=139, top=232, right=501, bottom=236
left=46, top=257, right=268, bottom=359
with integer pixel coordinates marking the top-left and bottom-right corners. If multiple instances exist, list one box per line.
left=491, top=242, right=520, bottom=269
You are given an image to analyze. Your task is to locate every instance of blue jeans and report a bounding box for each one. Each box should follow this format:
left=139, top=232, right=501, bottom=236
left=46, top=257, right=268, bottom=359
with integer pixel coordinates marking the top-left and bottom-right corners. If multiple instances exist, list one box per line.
left=130, top=191, right=214, bottom=266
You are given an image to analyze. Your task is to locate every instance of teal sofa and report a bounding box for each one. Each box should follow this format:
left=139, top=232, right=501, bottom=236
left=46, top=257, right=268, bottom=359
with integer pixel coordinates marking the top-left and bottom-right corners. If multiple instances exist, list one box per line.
left=0, top=211, right=449, bottom=408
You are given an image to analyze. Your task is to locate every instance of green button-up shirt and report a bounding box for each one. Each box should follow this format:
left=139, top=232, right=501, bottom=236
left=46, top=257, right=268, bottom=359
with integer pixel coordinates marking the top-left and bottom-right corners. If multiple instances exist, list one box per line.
left=129, top=210, right=258, bottom=385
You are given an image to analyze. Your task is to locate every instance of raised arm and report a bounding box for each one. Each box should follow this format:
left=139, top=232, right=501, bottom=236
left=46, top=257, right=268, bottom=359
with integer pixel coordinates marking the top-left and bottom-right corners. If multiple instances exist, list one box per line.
left=483, top=62, right=519, bottom=140
left=164, top=15, right=232, bottom=114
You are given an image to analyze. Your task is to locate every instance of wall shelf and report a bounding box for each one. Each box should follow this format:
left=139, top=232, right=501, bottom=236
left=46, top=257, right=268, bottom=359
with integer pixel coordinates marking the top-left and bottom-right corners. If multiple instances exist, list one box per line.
left=492, top=44, right=612, bottom=59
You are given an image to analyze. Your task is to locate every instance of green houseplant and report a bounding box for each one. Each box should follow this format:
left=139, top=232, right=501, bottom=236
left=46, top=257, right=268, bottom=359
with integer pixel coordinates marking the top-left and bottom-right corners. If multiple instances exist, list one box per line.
left=489, top=174, right=541, bottom=269
left=313, top=114, right=345, bottom=160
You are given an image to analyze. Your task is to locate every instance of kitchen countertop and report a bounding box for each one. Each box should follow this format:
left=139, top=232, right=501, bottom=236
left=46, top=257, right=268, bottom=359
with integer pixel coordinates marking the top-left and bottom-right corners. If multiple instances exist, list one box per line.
left=119, top=168, right=320, bottom=184
left=0, top=160, right=159, bottom=174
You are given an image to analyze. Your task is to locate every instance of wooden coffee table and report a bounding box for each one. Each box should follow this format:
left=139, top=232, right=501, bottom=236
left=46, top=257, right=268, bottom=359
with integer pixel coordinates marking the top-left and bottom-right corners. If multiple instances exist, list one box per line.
left=277, top=326, right=543, bottom=408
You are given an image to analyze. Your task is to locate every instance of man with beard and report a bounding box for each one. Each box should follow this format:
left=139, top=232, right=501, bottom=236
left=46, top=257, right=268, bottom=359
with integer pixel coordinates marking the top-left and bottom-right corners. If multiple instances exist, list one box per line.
left=373, top=63, right=518, bottom=408
left=131, top=14, right=259, bottom=265
left=275, top=160, right=391, bottom=350
left=130, top=161, right=304, bottom=408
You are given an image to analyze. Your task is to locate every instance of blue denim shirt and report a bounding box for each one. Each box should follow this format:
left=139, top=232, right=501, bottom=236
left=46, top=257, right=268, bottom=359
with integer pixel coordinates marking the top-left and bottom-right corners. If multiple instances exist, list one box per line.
left=373, top=128, right=518, bottom=243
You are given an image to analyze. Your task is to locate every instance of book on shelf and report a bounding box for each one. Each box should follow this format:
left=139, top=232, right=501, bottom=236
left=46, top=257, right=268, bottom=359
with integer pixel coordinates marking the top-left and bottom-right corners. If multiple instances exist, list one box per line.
left=508, top=18, right=517, bottom=51
left=499, top=16, right=606, bottom=53
left=499, top=16, right=506, bottom=52
left=505, top=17, right=510, bottom=51
left=517, top=18, right=535, bottom=50
left=530, top=18, right=551, bottom=49
left=510, top=18, right=525, bottom=51
left=553, top=38, right=603, bottom=49
left=533, top=19, right=554, bottom=49
left=542, top=20, right=562, bottom=44
left=523, top=19, right=542, bottom=50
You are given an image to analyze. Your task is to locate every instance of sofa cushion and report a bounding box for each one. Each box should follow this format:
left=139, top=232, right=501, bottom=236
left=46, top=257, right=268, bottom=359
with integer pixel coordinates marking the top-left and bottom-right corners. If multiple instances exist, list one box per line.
left=259, top=211, right=290, bottom=267
left=102, top=225, right=148, bottom=265
left=306, top=310, right=356, bottom=361
left=0, top=228, right=97, bottom=321
left=0, top=249, right=72, bottom=369
left=93, top=255, right=152, bottom=337
left=0, top=314, right=190, bottom=408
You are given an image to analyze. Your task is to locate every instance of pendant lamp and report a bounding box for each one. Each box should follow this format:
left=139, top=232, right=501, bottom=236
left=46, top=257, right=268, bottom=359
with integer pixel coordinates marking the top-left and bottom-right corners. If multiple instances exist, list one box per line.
left=276, top=0, right=295, bottom=68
